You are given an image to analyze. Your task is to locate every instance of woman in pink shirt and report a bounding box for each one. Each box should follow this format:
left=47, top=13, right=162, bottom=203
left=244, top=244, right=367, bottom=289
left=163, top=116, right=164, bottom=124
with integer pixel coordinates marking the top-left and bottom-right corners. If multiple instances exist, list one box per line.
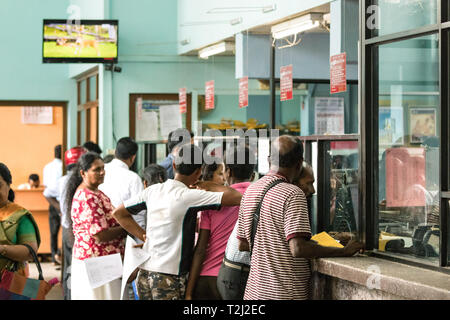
left=186, top=147, right=255, bottom=300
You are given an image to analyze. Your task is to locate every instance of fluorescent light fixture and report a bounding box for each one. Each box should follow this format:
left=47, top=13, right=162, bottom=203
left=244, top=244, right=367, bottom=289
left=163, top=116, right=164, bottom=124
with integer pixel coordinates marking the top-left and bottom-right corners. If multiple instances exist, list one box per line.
left=230, top=17, right=243, bottom=25
left=198, top=42, right=235, bottom=59
left=271, top=13, right=323, bottom=39
left=262, top=4, right=276, bottom=13
left=180, top=38, right=190, bottom=45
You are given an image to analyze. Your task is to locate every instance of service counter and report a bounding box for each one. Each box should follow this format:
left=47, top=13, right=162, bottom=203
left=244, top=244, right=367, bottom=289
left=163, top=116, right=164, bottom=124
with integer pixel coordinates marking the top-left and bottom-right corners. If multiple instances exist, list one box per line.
left=13, top=188, right=61, bottom=255
left=311, top=255, right=450, bottom=300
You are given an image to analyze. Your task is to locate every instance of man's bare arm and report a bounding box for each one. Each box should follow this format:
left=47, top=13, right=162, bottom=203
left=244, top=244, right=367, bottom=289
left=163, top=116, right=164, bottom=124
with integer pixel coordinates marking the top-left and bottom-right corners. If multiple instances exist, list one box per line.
left=112, top=204, right=146, bottom=242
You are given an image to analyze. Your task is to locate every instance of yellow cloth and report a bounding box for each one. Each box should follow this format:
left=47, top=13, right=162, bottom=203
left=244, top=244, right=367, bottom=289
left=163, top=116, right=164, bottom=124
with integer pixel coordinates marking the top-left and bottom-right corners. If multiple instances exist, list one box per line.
left=311, top=232, right=344, bottom=248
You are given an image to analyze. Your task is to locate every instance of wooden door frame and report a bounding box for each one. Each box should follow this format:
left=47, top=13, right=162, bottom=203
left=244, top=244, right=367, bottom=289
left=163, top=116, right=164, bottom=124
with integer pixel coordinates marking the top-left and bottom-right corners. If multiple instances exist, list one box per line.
left=129, top=93, right=192, bottom=140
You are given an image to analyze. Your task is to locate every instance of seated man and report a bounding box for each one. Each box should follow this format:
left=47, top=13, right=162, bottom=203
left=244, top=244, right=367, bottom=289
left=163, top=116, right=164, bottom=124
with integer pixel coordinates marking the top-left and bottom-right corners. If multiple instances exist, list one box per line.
left=18, top=174, right=40, bottom=190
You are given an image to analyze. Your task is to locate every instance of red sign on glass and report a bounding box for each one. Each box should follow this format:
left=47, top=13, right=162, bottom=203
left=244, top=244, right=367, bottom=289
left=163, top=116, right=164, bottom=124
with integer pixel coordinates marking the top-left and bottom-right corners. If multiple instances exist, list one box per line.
left=330, top=52, right=347, bottom=94
left=239, top=77, right=248, bottom=108
left=385, top=147, right=426, bottom=207
left=179, top=87, right=187, bottom=114
left=205, top=80, right=215, bottom=110
left=280, top=65, right=293, bottom=101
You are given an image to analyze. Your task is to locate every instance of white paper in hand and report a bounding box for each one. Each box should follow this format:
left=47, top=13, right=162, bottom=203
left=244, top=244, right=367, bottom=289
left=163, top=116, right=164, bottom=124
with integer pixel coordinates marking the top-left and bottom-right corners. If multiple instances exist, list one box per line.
left=84, top=253, right=123, bottom=289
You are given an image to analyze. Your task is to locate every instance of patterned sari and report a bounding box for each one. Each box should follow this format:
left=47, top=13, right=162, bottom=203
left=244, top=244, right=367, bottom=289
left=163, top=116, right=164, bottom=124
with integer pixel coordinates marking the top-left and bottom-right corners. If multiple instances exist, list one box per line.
left=0, top=202, right=40, bottom=276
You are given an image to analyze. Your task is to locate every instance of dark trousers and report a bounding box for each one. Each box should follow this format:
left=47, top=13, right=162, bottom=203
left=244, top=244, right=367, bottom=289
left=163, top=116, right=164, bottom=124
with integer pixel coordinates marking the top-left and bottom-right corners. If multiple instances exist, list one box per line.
left=193, top=276, right=222, bottom=300
left=49, top=205, right=61, bottom=262
left=216, top=259, right=249, bottom=300
left=62, top=226, right=74, bottom=300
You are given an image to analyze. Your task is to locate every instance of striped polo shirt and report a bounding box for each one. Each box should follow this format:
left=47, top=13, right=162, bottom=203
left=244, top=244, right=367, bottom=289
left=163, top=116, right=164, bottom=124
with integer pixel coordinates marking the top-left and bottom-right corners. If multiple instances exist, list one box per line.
left=237, top=172, right=312, bottom=300
left=124, top=179, right=223, bottom=276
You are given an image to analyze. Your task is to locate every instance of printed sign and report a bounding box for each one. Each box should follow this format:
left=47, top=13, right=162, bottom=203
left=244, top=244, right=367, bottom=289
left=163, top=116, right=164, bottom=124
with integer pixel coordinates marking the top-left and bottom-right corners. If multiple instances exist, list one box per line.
left=314, top=97, right=345, bottom=135
left=205, top=80, right=215, bottom=110
left=330, top=52, right=347, bottom=94
left=137, top=97, right=143, bottom=120
left=179, top=88, right=187, bottom=114
left=21, top=107, right=53, bottom=124
left=280, top=65, right=293, bottom=101
left=239, top=77, right=249, bottom=108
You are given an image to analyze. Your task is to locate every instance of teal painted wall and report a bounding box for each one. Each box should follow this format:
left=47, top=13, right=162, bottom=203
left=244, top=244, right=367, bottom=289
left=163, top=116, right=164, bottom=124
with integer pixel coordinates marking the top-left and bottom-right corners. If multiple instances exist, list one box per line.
left=0, top=0, right=77, bottom=148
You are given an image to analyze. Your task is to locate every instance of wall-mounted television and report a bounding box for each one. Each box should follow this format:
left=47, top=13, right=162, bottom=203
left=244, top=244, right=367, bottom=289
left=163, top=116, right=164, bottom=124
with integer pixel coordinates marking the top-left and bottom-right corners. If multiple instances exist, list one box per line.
left=43, top=19, right=118, bottom=63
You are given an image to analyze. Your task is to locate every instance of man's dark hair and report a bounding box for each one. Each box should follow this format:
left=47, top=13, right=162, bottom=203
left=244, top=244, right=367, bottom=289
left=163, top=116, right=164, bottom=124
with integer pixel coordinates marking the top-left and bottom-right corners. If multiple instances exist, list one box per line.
left=83, top=141, right=102, bottom=155
left=142, top=164, right=167, bottom=186
left=174, top=144, right=203, bottom=176
left=54, top=145, right=62, bottom=159
left=270, top=135, right=304, bottom=168
left=224, top=145, right=256, bottom=180
left=28, top=174, right=40, bottom=182
left=103, top=154, right=115, bottom=164
left=168, top=128, right=194, bottom=154
left=115, top=137, right=138, bottom=160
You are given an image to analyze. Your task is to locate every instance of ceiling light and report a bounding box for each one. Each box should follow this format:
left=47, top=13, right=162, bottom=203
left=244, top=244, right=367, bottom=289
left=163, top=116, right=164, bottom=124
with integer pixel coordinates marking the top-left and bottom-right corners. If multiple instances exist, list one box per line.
left=230, top=17, right=243, bottom=25
left=180, top=38, right=190, bottom=45
left=271, top=13, right=323, bottom=39
left=198, top=42, right=235, bottom=59
left=262, top=4, right=276, bottom=13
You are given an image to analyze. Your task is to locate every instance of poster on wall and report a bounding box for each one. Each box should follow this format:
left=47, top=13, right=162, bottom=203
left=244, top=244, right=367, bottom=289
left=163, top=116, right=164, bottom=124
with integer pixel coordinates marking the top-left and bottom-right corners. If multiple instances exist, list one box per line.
left=314, top=97, right=344, bottom=135
left=21, top=107, right=53, bottom=124
left=330, top=52, right=347, bottom=94
left=179, top=88, right=187, bottom=114
left=205, top=80, right=215, bottom=110
left=379, top=107, right=404, bottom=146
left=409, top=108, right=436, bottom=144
left=136, top=102, right=159, bottom=142
left=159, top=104, right=182, bottom=139
left=239, top=76, right=248, bottom=108
left=280, top=65, right=293, bottom=101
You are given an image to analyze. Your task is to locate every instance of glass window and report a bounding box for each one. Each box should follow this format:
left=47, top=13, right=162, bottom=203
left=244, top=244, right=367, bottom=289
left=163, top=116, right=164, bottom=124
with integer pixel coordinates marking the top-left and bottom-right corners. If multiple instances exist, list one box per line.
left=377, top=34, right=440, bottom=264
left=326, top=141, right=359, bottom=238
left=369, top=0, right=437, bottom=38
left=89, top=76, right=97, bottom=102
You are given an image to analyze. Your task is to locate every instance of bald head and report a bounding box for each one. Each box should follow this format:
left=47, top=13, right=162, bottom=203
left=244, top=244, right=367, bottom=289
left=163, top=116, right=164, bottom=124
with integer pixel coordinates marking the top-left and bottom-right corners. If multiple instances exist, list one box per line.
left=270, top=135, right=304, bottom=169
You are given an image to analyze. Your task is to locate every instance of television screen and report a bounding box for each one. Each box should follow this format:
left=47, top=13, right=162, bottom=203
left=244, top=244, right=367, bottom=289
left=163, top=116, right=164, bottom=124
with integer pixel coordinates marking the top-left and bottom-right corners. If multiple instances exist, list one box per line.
left=43, top=19, right=118, bottom=63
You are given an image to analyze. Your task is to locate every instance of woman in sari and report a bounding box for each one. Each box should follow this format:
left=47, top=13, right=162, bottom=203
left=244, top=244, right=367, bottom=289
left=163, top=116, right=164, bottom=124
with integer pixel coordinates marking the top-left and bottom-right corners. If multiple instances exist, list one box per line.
left=0, top=163, right=40, bottom=277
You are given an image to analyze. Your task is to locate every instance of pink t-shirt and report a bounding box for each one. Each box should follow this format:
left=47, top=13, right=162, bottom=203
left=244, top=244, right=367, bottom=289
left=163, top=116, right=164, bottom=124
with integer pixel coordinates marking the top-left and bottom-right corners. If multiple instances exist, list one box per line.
left=199, top=182, right=251, bottom=277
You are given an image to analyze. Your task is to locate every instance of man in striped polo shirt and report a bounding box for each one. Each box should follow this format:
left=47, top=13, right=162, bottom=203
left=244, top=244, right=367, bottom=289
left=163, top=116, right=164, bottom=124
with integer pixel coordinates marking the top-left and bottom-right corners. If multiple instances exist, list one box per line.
left=237, top=135, right=363, bottom=300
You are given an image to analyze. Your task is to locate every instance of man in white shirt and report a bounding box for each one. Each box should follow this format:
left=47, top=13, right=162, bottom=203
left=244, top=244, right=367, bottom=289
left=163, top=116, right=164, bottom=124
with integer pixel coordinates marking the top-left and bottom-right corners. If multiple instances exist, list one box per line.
left=112, top=144, right=243, bottom=300
left=43, top=144, right=62, bottom=265
left=98, top=137, right=144, bottom=300
left=99, top=137, right=144, bottom=226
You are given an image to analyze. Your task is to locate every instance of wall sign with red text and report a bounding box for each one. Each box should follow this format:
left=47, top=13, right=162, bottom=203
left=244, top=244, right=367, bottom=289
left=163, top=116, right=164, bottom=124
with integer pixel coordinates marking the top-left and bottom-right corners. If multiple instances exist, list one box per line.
left=239, top=76, right=248, bottom=108
left=280, top=65, right=293, bottom=101
left=330, top=52, right=347, bottom=94
left=205, top=80, right=215, bottom=110
left=179, top=87, right=187, bottom=114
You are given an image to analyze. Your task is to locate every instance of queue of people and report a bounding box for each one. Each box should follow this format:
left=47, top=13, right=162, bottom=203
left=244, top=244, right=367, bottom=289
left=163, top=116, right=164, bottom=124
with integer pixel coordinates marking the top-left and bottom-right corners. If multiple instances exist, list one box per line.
left=0, top=129, right=364, bottom=301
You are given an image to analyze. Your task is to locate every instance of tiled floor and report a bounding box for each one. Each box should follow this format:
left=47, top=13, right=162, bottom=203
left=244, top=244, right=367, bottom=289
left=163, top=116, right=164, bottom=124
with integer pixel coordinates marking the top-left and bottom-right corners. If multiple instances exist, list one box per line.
left=28, top=261, right=64, bottom=300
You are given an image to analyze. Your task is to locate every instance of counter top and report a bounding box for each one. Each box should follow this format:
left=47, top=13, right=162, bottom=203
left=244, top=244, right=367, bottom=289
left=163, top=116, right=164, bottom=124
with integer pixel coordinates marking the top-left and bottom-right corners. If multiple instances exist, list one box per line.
left=312, top=255, right=450, bottom=300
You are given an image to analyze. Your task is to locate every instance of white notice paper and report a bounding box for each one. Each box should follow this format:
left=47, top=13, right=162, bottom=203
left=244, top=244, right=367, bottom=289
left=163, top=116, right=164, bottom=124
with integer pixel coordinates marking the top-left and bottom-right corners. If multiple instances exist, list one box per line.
left=120, top=236, right=151, bottom=300
left=84, top=253, right=123, bottom=289
left=136, top=110, right=159, bottom=141
left=159, top=104, right=182, bottom=139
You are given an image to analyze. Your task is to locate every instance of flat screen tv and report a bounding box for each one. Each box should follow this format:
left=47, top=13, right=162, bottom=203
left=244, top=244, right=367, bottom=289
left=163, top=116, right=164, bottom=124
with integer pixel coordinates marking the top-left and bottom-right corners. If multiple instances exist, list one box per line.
left=43, top=19, right=118, bottom=63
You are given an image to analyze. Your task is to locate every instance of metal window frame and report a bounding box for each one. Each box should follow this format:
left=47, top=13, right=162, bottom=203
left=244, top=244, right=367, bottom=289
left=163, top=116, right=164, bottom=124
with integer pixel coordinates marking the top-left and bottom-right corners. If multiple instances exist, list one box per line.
left=360, top=0, right=449, bottom=268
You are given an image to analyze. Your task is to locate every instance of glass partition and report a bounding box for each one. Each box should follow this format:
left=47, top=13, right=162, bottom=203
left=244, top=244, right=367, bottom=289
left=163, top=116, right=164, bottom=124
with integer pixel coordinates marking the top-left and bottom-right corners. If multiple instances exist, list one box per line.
left=376, top=34, right=440, bottom=264
left=369, top=0, right=437, bottom=38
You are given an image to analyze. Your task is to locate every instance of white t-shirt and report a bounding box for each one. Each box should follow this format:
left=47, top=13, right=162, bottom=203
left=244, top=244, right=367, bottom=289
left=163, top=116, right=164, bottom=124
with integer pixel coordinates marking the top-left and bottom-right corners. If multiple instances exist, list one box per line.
left=124, top=179, right=223, bottom=275
left=43, top=158, right=62, bottom=197
left=99, top=159, right=145, bottom=228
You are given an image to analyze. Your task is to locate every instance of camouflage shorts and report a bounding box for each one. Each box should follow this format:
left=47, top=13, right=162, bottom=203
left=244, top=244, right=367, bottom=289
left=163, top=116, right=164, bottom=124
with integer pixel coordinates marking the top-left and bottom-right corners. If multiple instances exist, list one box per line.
left=136, top=269, right=187, bottom=300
